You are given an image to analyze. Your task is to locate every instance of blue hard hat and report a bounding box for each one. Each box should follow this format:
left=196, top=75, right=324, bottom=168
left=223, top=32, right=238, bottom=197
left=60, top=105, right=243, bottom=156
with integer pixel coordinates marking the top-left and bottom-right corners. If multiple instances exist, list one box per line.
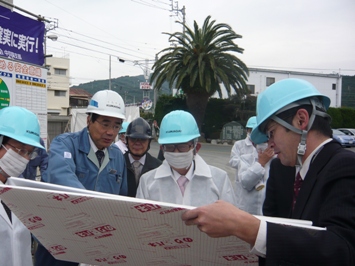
left=119, top=121, right=129, bottom=134
left=158, top=110, right=200, bottom=144
left=251, top=78, right=330, bottom=144
left=0, top=106, right=44, bottom=149
left=246, top=116, right=257, bottom=130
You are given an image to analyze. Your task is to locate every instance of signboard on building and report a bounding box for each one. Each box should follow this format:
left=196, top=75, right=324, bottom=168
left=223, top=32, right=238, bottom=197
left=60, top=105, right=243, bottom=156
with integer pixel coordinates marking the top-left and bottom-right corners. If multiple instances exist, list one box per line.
left=0, top=5, right=45, bottom=66
left=140, top=82, right=152, bottom=90
left=0, top=57, right=47, bottom=143
left=141, top=97, right=152, bottom=110
left=220, top=121, right=245, bottom=140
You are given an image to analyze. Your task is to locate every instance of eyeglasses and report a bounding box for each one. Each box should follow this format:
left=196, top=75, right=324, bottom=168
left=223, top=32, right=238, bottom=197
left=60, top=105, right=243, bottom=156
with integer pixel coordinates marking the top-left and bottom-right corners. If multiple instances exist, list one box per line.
left=266, top=130, right=274, bottom=140
left=128, top=138, right=149, bottom=143
left=163, top=143, right=193, bottom=152
left=95, top=120, right=121, bottom=132
left=3, top=143, right=38, bottom=160
left=266, top=123, right=278, bottom=140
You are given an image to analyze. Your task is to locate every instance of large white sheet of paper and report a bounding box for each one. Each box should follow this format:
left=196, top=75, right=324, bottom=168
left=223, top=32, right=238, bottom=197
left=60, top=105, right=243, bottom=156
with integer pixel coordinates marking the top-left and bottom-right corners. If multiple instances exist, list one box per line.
left=0, top=178, right=324, bottom=265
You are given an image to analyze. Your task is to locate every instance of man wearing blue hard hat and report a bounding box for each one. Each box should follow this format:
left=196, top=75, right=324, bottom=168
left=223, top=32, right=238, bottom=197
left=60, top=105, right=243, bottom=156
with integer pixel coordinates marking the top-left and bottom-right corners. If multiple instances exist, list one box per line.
left=182, top=79, right=355, bottom=265
left=0, top=106, right=45, bottom=266
left=136, top=110, right=236, bottom=206
left=229, top=116, right=274, bottom=215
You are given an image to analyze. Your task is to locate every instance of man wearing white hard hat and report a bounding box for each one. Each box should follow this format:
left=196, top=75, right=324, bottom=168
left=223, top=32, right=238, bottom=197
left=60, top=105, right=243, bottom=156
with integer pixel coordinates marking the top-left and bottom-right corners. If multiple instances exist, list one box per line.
left=35, top=90, right=128, bottom=266
left=0, top=106, right=45, bottom=266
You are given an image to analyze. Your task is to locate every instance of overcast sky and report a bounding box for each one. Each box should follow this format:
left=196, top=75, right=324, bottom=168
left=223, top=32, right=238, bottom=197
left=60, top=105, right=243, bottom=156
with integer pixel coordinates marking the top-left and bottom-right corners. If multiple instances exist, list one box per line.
left=14, top=0, right=355, bottom=86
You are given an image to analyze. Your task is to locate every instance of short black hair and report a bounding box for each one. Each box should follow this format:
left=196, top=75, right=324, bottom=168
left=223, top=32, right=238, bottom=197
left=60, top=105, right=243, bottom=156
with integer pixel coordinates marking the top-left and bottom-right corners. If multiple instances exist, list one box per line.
left=276, top=104, right=332, bottom=137
left=88, top=113, right=100, bottom=123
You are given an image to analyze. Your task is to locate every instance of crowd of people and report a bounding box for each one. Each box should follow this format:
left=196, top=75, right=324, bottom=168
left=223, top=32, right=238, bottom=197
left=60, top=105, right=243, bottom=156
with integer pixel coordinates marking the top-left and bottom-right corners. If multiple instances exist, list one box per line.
left=1, top=78, right=354, bottom=265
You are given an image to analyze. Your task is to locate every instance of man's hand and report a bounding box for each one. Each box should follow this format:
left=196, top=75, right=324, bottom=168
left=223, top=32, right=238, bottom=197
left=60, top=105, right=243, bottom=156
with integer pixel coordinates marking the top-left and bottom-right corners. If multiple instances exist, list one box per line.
left=258, top=147, right=274, bottom=167
left=181, top=200, right=260, bottom=245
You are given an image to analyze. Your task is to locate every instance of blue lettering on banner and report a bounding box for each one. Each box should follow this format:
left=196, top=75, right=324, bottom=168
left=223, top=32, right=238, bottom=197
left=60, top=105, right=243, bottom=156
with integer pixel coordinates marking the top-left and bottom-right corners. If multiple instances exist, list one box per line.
left=0, top=71, right=12, bottom=78
left=15, top=74, right=46, bottom=83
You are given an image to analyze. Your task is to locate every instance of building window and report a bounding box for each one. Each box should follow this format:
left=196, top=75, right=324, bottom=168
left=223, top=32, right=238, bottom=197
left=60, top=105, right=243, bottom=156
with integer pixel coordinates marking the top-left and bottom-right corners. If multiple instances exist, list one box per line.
left=55, top=90, right=66, bottom=97
left=332, top=84, right=336, bottom=90
left=54, top=68, right=67, bottom=75
left=266, top=77, right=275, bottom=87
left=247, top=84, right=255, bottom=94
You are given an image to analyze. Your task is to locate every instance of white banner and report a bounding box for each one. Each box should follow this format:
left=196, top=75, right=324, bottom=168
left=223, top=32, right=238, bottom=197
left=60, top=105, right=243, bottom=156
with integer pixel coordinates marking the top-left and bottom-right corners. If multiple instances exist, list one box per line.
left=0, top=178, right=259, bottom=265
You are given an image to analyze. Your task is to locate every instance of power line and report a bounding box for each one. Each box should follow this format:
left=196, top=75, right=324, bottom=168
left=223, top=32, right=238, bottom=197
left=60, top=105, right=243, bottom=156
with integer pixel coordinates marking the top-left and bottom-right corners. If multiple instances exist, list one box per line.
left=55, top=28, right=153, bottom=59
left=131, top=0, right=170, bottom=10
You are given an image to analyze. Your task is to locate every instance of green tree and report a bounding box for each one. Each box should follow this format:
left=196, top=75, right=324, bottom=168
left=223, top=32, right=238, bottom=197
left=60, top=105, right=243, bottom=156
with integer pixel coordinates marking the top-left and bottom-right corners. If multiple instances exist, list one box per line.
left=151, top=15, right=249, bottom=130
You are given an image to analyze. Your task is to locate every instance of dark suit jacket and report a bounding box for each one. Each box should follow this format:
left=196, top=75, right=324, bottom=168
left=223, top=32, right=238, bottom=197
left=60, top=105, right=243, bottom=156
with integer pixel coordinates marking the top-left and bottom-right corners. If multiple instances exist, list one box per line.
left=263, top=141, right=355, bottom=265
left=124, top=152, right=161, bottom=197
left=263, top=158, right=296, bottom=218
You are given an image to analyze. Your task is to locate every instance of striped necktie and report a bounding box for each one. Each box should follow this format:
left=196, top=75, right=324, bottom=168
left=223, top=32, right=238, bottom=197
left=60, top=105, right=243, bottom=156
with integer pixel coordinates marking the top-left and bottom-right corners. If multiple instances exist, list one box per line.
left=132, top=161, right=142, bottom=183
left=177, top=176, right=189, bottom=196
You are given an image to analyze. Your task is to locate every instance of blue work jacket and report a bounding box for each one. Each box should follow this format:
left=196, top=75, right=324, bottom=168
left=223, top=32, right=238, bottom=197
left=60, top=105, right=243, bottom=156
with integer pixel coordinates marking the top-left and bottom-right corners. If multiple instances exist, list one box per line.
left=45, top=128, right=127, bottom=195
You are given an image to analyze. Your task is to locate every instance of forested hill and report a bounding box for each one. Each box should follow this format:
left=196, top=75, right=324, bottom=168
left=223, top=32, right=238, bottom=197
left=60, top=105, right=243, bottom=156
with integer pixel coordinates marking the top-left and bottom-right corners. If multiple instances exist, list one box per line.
left=71, top=75, right=171, bottom=105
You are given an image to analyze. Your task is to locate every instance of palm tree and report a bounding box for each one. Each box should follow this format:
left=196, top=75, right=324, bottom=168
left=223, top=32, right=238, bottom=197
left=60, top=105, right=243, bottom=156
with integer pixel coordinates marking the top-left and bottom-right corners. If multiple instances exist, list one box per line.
left=151, top=15, right=249, bottom=131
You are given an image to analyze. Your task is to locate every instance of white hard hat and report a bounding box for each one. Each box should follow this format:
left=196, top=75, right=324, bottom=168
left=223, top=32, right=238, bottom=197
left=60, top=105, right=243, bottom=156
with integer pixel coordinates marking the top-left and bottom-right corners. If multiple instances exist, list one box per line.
left=87, top=90, right=126, bottom=119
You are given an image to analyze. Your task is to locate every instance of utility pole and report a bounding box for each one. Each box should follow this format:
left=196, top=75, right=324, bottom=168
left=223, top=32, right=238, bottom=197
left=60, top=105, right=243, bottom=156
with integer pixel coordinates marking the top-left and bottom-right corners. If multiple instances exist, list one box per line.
left=109, top=55, right=111, bottom=90
left=170, top=1, right=186, bottom=39
left=153, top=54, right=158, bottom=113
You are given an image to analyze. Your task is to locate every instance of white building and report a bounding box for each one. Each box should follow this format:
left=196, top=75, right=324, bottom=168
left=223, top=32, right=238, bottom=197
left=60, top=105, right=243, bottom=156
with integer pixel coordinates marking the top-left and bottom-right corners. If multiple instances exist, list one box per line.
left=45, top=57, right=70, bottom=115
left=215, top=68, right=342, bottom=107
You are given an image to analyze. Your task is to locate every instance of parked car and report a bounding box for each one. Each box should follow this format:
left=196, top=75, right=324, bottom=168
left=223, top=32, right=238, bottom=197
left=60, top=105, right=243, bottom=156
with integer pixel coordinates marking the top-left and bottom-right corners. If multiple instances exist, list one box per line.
left=337, top=128, right=355, bottom=136
left=332, top=129, right=355, bottom=147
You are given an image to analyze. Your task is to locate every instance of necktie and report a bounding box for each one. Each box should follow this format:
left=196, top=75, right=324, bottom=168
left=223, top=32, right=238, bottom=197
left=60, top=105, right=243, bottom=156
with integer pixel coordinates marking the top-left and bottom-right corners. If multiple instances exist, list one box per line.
left=132, top=161, right=142, bottom=183
left=1, top=200, right=12, bottom=223
left=292, top=172, right=303, bottom=210
left=177, top=175, right=189, bottom=196
left=96, top=150, right=105, bottom=167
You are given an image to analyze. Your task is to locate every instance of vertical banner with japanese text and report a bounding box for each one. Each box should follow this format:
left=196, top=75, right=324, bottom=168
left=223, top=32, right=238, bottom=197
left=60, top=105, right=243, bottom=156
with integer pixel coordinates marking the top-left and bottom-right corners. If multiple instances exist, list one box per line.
left=0, top=5, right=45, bottom=66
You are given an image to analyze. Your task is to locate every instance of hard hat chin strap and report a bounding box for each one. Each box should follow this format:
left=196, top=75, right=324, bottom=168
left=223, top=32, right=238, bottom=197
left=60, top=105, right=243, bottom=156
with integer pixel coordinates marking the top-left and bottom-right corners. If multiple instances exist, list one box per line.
left=272, top=116, right=307, bottom=167
left=272, top=98, right=331, bottom=167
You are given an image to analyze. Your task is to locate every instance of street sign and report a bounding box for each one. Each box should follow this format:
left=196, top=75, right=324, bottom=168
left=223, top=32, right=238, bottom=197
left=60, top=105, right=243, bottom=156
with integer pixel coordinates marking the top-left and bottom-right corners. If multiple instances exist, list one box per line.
left=140, top=82, right=152, bottom=90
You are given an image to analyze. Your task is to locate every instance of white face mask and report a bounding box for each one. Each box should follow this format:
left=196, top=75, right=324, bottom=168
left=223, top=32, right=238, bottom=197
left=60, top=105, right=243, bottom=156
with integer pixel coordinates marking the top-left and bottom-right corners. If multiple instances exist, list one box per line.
left=164, top=149, right=194, bottom=169
left=0, top=147, right=29, bottom=177
left=256, top=143, right=268, bottom=152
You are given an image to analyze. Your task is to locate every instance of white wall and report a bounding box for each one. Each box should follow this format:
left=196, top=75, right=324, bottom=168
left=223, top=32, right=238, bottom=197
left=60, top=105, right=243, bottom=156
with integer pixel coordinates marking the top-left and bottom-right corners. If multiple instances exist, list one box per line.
left=213, top=68, right=342, bottom=108
left=46, top=57, right=70, bottom=115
